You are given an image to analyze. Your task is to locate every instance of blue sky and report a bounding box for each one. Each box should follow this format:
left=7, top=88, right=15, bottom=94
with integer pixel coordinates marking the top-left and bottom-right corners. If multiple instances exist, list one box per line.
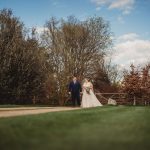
left=0, top=0, right=150, bottom=68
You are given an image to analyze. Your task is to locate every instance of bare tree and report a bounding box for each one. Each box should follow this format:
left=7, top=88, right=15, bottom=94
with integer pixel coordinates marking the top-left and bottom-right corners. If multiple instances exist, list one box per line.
left=42, top=16, right=112, bottom=105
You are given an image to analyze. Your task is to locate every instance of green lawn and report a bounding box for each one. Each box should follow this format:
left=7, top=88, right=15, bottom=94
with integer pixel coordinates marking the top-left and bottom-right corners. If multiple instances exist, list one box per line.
left=0, top=106, right=150, bottom=150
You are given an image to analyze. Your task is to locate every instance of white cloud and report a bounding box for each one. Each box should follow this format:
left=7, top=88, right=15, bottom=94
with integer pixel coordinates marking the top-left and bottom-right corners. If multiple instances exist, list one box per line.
left=109, top=0, right=134, bottom=14
left=91, top=0, right=107, bottom=5
left=36, top=27, right=48, bottom=34
left=91, top=0, right=135, bottom=14
left=112, top=33, right=150, bottom=69
left=91, top=0, right=111, bottom=5
left=96, top=7, right=101, bottom=11
left=117, top=33, right=139, bottom=41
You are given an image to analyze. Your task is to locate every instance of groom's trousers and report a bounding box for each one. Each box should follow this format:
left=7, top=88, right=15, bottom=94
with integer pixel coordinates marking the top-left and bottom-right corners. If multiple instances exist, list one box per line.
left=71, top=93, right=81, bottom=106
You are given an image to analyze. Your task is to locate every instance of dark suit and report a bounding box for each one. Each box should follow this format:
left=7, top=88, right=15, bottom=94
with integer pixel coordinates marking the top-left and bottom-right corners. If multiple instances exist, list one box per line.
left=69, top=81, right=82, bottom=106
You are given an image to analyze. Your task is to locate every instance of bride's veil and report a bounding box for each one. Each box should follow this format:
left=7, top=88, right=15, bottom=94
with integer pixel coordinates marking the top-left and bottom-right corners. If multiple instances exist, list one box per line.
left=81, top=79, right=86, bottom=86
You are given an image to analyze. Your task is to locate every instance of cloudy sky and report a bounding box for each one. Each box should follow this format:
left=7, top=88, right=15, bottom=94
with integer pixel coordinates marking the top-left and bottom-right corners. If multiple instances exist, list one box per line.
left=0, top=0, right=150, bottom=68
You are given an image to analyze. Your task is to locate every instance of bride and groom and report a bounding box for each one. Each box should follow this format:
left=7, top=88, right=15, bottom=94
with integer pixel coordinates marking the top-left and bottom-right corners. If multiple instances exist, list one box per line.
left=69, top=76, right=102, bottom=108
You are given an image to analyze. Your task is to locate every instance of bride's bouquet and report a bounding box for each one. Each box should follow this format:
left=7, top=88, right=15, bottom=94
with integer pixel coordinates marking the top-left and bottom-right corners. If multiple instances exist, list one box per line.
left=85, top=87, right=91, bottom=94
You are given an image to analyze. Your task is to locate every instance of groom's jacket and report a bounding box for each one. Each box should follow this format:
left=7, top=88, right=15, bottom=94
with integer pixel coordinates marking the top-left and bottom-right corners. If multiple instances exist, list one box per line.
left=69, top=81, right=82, bottom=95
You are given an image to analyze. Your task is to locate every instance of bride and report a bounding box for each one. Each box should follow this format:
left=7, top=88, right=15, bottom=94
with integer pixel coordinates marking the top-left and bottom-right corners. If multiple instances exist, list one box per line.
left=81, top=78, right=103, bottom=108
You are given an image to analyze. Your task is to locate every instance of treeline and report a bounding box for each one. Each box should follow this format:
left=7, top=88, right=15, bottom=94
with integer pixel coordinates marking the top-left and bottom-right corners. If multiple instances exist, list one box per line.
left=122, top=64, right=150, bottom=105
left=0, top=9, right=49, bottom=104
left=0, top=9, right=125, bottom=105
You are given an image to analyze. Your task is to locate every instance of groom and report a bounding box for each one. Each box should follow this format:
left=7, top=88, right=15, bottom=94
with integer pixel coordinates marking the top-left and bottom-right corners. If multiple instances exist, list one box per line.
left=69, top=76, right=82, bottom=107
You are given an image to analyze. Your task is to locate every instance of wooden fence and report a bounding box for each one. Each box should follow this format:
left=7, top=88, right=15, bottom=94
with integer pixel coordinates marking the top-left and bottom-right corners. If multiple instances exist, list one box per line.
left=96, top=93, right=150, bottom=105
left=65, top=92, right=150, bottom=106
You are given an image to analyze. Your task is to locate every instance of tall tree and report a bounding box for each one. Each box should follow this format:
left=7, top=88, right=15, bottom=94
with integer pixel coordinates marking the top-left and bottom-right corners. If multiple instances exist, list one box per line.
left=141, top=63, right=150, bottom=104
left=0, top=9, right=48, bottom=104
left=42, top=16, right=112, bottom=105
left=122, top=64, right=142, bottom=105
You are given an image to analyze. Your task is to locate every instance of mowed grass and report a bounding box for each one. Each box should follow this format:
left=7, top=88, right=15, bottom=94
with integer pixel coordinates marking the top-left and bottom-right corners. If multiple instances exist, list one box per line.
left=0, top=106, right=150, bottom=150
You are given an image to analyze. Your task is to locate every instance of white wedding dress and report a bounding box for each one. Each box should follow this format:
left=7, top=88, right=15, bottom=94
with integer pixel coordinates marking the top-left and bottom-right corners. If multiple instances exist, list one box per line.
left=81, top=82, right=103, bottom=108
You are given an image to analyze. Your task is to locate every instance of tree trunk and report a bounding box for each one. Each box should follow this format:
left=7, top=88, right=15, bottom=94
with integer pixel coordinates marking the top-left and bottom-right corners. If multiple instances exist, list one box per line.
left=133, top=96, right=136, bottom=106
